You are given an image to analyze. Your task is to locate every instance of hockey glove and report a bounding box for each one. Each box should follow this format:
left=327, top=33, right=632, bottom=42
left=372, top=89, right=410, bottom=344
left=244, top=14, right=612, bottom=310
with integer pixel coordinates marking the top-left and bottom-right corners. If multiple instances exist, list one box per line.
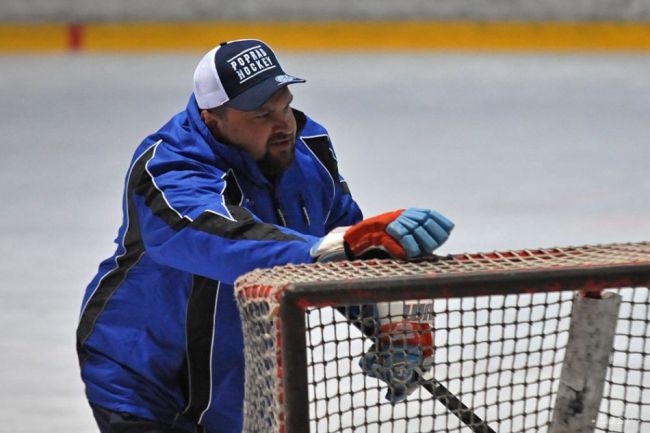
left=359, top=321, right=434, bottom=403
left=310, top=208, right=454, bottom=261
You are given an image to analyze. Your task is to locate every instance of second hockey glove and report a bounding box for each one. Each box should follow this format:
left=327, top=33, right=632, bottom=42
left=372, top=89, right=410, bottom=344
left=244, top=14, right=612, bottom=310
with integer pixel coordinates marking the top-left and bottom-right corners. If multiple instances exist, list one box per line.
left=359, top=321, right=435, bottom=403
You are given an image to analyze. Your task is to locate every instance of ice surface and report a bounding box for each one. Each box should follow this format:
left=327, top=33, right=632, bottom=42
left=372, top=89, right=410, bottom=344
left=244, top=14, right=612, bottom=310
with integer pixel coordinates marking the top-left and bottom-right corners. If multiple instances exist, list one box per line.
left=1, top=53, right=649, bottom=433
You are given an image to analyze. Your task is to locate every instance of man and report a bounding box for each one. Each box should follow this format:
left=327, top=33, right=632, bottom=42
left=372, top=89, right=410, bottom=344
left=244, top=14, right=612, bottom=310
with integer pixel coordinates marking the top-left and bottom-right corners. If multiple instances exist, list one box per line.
left=77, top=39, right=454, bottom=433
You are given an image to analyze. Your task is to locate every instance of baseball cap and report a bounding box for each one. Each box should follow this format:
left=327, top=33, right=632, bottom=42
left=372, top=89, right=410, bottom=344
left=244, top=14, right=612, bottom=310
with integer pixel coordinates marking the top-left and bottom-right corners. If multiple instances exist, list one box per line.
left=193, top=39, right=305, bottom=111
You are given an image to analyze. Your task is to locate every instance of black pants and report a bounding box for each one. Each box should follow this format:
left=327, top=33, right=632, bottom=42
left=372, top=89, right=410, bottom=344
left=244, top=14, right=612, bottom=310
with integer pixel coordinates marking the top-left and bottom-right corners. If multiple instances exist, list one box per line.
left=91, top=404, right=204, bottom=433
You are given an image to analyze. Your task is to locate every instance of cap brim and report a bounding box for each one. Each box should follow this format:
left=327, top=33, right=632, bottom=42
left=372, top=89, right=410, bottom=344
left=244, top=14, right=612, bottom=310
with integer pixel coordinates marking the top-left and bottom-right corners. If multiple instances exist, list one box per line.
left=224, top=74, right=305, bottom=111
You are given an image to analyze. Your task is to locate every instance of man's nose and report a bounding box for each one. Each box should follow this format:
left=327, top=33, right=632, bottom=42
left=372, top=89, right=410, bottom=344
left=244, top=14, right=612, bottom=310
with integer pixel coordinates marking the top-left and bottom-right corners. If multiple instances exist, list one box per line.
left=273, top=113, right=291, bottom=132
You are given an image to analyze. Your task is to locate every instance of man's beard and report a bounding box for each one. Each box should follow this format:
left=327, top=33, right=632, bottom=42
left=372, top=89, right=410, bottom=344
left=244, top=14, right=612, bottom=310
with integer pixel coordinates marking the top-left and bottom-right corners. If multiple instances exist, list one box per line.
left=257, top=136, right=296, bottom=177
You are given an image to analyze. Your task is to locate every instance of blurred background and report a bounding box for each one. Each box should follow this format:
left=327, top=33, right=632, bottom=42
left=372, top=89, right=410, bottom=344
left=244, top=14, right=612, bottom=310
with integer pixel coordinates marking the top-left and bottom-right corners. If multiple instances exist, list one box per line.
left=1, top=1, right=650, bottom=432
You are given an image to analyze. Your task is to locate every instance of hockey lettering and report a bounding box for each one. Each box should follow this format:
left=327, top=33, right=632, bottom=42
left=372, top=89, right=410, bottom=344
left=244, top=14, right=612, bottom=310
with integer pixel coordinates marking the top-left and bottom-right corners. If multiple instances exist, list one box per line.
left=403, top=303, right=434, bottom=321
left=229, top=47, right=276, bottom=82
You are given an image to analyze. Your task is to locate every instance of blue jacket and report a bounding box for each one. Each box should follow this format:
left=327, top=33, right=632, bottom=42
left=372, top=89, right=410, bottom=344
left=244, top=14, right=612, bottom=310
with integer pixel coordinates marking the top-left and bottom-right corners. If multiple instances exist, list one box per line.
left=77, top=95, right=363, bottom=432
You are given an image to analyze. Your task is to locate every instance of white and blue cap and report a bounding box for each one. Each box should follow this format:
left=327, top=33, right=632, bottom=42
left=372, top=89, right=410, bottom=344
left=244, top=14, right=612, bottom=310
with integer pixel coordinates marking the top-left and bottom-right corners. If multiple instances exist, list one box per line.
left=193, top=39, right=305, bottom=111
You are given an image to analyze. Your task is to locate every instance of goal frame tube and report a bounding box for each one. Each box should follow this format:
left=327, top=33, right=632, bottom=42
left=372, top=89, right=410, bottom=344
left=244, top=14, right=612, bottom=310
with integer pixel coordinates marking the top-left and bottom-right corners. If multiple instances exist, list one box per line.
left=280, top=262, right=650, bottom=433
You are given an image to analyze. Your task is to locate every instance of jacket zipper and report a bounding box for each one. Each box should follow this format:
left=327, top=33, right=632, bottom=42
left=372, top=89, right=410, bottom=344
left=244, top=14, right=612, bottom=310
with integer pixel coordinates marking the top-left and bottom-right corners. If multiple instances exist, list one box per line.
left=270, top=184, right=287, bottom=227
left=269, top=184, right=310, bottom=228
left=300, top=195, right=311, bottom=227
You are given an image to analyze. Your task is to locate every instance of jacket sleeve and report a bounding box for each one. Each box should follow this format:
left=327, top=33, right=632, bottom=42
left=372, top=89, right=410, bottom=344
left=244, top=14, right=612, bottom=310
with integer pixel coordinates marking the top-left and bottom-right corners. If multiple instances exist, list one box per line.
left=129, top=141, right=320, bottom=284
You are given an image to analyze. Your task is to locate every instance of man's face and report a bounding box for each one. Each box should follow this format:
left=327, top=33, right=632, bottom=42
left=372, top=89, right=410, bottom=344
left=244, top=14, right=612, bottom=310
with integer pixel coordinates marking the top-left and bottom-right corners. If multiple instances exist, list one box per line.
left=205, top=87, right=297, bottom=177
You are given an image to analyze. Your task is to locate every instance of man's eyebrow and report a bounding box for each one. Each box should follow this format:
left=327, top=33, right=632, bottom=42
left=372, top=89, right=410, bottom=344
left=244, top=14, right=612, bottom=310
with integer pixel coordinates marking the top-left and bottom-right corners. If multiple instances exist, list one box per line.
left=254, top=95, right=293, bottom=114
left=251, top=106, right=270, bottom=115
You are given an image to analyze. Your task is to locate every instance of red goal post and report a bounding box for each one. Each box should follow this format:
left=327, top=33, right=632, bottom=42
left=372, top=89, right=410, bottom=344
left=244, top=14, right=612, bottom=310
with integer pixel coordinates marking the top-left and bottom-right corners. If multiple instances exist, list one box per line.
left=235, top=242, right=650, bottom=433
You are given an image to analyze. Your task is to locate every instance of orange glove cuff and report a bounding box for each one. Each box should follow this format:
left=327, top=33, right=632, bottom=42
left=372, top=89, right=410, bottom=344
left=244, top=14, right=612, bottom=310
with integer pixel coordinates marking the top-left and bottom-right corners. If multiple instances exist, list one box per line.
left=343, top=209, right=406, bottom=259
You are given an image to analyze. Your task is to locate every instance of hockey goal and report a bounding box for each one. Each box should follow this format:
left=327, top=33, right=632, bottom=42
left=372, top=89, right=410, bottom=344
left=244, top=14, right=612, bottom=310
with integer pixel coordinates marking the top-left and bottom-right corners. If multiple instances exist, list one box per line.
left=235, top=242, right=650, bottom=433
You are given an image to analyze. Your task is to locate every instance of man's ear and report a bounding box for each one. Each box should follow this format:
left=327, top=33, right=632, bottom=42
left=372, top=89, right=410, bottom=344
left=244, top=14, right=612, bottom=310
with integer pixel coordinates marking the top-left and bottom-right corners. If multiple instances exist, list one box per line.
left=201, top=109, right=221, bottom=133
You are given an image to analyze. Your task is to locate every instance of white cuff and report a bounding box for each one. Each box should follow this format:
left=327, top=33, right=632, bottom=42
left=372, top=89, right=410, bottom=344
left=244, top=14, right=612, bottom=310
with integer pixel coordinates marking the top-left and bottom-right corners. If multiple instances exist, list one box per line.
left=310, top=226, right=350, bottom=262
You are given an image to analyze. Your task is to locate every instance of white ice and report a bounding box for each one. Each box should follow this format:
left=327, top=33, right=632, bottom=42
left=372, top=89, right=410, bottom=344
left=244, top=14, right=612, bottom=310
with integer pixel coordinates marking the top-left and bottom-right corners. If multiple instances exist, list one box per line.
left=1, top=53, right=649, bottom=433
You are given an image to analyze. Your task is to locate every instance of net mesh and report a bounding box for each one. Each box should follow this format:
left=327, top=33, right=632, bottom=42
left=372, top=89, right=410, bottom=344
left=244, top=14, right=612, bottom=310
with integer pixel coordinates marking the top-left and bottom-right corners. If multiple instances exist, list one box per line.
left=235, top=241, right=650, bottom=433
left=305, top=293, right=572, bottom=433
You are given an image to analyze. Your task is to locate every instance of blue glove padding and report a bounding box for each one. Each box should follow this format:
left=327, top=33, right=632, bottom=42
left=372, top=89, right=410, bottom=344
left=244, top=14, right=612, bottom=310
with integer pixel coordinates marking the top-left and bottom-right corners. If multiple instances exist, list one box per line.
left=359, top=343, right=434, bottom=403
left=386, top=208, right=454, bottom=258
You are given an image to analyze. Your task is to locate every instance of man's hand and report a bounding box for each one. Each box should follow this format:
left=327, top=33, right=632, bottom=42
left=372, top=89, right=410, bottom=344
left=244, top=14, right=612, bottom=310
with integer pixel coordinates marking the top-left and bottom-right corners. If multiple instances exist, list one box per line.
left=359, top=321, right=434, bottom=403
left=310, top=208, right=454, bottom=262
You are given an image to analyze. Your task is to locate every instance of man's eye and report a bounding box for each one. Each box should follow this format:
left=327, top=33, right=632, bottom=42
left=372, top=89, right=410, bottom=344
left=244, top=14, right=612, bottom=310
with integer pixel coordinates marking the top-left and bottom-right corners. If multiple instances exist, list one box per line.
left=255, top=113, right=269, bottom=119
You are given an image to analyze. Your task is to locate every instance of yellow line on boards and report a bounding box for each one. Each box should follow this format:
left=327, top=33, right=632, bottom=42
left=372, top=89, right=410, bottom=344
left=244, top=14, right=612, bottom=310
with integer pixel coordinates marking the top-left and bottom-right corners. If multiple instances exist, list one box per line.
left=3, top=21, right=650, bottom=53
left=0, top=23, right=70, bottom=52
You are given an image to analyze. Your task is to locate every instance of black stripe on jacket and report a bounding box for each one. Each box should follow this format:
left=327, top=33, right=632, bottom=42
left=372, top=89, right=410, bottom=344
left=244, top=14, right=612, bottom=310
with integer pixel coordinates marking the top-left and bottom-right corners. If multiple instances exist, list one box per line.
left=301, top=135, right=340, bottom=186
left=76, top=144, right=152, bottom=364
left=134, top=145, right=304, bottom=242
left=181, top=276, right=220, bottom=422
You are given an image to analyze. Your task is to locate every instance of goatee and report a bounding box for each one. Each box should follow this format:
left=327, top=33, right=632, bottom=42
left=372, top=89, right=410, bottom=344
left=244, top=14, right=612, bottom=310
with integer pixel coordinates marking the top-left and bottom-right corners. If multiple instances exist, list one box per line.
left=257, top=142, right=295, bottom=177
